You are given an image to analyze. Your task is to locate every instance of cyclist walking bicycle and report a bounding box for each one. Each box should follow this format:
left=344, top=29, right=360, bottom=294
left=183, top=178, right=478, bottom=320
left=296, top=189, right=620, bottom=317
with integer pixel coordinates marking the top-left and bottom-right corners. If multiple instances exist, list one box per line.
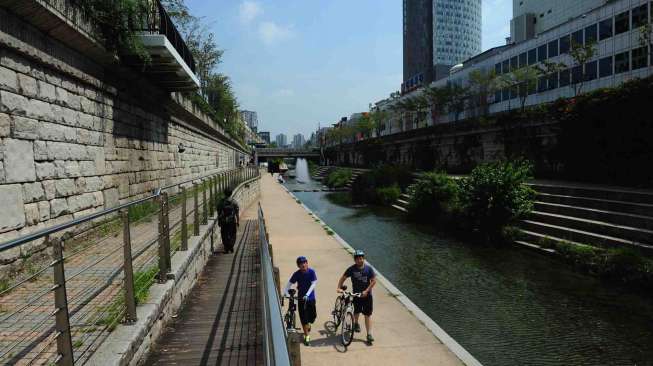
left=336, top=249, right=376, bottom=344
left=283, top=256, right=318, bottom=346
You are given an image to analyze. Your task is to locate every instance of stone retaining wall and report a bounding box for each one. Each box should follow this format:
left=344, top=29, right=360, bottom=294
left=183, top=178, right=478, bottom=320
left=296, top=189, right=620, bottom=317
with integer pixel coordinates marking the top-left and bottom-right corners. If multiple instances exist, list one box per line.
left=0, top=7, right=248, bottom=266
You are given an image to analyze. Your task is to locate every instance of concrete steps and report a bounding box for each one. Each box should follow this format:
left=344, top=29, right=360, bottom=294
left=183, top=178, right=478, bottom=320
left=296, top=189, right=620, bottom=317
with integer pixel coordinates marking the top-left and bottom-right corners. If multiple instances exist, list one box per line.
left=518, top=182, right=653, bottom=255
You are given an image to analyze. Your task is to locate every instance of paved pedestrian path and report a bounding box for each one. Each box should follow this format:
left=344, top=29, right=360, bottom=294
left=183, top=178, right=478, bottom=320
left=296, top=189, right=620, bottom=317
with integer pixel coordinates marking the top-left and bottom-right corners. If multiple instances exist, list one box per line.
left=258, top=174, right=467, bottom=365
left=144, top=220, right=262, bottom=366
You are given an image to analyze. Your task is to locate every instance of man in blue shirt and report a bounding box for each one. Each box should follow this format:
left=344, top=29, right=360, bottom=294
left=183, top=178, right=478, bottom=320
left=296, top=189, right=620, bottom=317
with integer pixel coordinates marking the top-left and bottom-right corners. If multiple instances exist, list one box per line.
left=283, top=256, right=317, bottom=345
left=337, top=249, right=376, bottom=344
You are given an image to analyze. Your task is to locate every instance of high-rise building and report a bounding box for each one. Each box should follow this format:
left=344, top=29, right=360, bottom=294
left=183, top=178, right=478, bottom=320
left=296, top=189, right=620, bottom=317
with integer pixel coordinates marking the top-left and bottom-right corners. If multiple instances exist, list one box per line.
left=240, top=110, right=258, bottom=133
left=510, top=0, right=604, bottom=43
left=403, top=0, right=482, bottom=92
left=275, top=134, right=287, bottom=147
left=258, top=131, right=270, bottom=144
left=292, top=134, right=306, bottom=149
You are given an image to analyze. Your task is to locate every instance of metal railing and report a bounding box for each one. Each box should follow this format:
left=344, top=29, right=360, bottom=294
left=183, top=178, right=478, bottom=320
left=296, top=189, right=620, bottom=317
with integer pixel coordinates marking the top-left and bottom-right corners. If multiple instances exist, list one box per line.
left=258, top=204, right=292, bottom=366
left=138, top=0, right=197, bottom=73
left=0, top=166, right=260, bottom=365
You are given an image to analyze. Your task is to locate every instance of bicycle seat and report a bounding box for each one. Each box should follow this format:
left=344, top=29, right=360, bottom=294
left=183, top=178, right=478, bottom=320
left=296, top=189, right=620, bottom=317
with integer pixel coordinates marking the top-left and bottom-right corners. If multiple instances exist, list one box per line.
left=288, top=289, right=296, bottom=296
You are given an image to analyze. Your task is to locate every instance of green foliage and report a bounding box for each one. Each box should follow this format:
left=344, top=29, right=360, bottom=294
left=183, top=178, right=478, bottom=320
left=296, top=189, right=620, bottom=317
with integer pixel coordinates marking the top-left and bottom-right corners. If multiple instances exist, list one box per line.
left=351, top=165, right=413, bottom=205
left=325, top=168, right=352, bottom=188
left=376, top=185, right=401, bottom=206
left=407, top=172, right=459, bottom=219
left=458, top=160, right=535, bottom=240
left=79, top=0, right=150, bottom=60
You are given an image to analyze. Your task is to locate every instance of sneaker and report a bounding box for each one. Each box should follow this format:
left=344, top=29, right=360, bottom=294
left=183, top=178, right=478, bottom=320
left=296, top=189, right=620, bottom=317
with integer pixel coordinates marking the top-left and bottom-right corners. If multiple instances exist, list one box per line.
left=353, top=323, right=361, bottom=333
left=366, top=334, right=374, bottom=343
left=304, top=335, right=311, bottom=346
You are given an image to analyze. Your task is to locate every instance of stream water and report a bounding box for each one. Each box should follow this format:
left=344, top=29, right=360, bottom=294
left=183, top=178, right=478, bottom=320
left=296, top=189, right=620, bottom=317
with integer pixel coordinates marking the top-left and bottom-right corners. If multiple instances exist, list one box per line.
left=283, top=163, right=653, bottom=366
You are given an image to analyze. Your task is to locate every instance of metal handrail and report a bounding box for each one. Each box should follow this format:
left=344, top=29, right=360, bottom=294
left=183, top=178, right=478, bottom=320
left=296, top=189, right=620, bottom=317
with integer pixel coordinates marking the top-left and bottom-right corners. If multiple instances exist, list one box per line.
left=0, top=166, right=258, bottom=365
left=258, top=203, right=292, bottom=366
left=0, top=168, right=240, bottom=253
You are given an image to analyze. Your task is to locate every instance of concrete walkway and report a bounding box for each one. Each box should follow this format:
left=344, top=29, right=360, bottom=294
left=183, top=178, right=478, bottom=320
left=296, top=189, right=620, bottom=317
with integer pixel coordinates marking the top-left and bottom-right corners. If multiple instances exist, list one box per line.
left=253, top=174, right=467, bottom=366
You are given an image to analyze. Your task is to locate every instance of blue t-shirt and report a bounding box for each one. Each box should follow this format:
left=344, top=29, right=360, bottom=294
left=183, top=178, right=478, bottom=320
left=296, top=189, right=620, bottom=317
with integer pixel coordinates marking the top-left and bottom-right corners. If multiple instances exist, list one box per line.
left=344, top=264, right=375, bottom=295
left=290, top=268, right=317, bottom=301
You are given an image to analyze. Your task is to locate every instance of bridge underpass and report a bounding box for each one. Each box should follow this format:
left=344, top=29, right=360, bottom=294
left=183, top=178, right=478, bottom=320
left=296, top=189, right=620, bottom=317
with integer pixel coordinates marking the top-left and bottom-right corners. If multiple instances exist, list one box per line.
left=255, top=148, right=321, bottom=163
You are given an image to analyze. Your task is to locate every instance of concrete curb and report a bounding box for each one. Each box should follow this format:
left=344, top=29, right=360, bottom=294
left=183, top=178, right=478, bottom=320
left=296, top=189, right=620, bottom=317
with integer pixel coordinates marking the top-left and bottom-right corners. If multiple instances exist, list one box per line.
left=282, top=185, right=483, bottom=366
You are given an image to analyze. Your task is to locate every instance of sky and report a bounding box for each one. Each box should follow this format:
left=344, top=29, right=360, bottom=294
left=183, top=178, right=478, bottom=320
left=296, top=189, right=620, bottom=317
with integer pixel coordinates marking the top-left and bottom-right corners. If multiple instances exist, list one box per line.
left=185, top=0, right=511, bottom=139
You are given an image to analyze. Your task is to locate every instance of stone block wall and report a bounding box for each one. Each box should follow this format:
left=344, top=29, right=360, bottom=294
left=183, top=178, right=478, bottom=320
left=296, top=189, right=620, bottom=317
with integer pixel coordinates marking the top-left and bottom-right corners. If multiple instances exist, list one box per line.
left=0, top=13, right=246, bottom=264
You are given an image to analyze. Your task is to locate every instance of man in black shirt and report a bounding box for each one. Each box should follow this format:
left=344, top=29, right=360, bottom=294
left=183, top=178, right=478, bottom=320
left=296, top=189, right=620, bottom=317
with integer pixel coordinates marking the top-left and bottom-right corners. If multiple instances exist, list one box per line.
left=337, top=249, right=377, bottom=344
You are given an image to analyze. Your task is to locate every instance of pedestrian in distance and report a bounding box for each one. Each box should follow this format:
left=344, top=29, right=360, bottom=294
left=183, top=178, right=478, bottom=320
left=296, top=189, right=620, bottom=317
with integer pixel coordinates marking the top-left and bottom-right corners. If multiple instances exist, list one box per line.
left=337, top=249, right=376, bottom=344
left=217, top=188, right=239, bottom=253
left=283, top=256, right=318, bottom=346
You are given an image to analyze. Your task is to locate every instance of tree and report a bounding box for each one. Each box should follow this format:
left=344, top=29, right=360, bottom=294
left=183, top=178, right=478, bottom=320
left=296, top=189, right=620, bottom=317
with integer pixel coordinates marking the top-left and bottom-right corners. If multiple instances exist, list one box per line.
left=369, top=109, right=389, bottom=137
left=355, top=113, right=374, bottom=139
left=509, top=65, right=540, bottom=112
left=639, top=23, right=653, bottom=62
left=467, top=69, right=497, bottom=117
left=567, top=41, right=597, bottom=96
left=442, top=84, right=468, bottom=122
left=423, top=85, right=448, bottom=123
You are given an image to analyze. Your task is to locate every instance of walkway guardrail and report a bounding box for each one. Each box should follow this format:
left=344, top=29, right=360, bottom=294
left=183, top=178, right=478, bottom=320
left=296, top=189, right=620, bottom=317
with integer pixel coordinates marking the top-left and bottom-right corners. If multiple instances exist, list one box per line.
left=258, top=204, right=292, bottom=366
left=0, top=166, right=259, bottom=365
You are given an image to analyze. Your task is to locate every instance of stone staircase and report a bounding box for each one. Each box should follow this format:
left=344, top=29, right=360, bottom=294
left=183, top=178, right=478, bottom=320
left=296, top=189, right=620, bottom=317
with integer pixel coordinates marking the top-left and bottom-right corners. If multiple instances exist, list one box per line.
left=343, top=169, right=368, bottom=190
left=392, top=192, right=411, bottom=213
left=517, top=182, right=653, bottom=255
left=311, top=166, right=333, bottom=181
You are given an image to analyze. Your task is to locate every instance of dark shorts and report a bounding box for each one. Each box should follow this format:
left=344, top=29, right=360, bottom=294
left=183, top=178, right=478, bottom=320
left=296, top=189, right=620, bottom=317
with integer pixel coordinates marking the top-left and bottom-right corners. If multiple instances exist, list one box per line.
left=298, top=299, right=317, bottom=325
left=353, top=295, right=373, bottom=316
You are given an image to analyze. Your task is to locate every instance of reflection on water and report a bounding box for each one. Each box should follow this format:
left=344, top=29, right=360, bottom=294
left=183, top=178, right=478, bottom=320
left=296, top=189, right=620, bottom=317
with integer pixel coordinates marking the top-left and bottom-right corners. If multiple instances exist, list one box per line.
left=290, top=183, right=653, bottom=366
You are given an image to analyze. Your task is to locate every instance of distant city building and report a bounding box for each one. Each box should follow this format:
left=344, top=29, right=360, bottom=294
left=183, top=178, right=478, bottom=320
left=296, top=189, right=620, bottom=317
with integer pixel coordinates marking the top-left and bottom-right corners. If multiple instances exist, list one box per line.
left=381, top=0, right=653, bottom=130
left=292, top=134, right=306, bottom=149
left=275, top=133, right=287, bottom=147
left=403, top=0, right=482, bottom=92
left=240, top=110, right=258, bottom=133
left=258, top=131, right=270, bottom=144
left=510, top=0, right=604, bottom=43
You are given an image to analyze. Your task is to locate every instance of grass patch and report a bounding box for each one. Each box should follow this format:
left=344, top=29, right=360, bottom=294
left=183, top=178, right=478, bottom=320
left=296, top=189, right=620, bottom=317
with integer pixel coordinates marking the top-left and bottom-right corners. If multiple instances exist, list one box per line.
left=72, top=339, right=84, bottom=349
left=96, top=266, right=159, bottom=332
left=324, top=227, right=335, bottom=235
left=0, top=279, right=9, bottom=293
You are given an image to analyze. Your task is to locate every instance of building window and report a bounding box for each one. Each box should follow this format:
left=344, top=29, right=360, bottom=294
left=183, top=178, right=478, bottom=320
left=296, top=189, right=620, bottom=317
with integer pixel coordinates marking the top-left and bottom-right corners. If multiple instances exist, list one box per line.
left=519, top=52, right=527, bottom=67
left=572, top=30, right=584, bottom=46
left=528, top=48, right=537, bottom=64
left=559, top=68, right=570, bottom=87
left=502, top=60, right=510, bottom=73
left=599, top=18, right=613, bottom=40
left=510, top=85, right=518, bottom=99
left=495, top=62, right=502, bottom=75
left=632, top=46, right=648, bottom=69
left=537, top=76, right=547, bottom=93
left=585, top=60, right=597, bottom=81
left=615, top=11, right=630, bottom=35
left=585, top=24, right=597, bottom=44
left=599, top=56, right=613, bottom=77
left=571, top=65, right=583, bottom=84
left=560, top=35, right=571, bottom=54
left=548, top=39, right=559, bottom=58
left=547, top=72, right=558, bottom=90
left=615, top=51, right=630, bottom=73
left=537, top=44, right=547, bottom=62
left=510, top=56, right=519, bottom=71
left=632, top=4, right=648, bottom=29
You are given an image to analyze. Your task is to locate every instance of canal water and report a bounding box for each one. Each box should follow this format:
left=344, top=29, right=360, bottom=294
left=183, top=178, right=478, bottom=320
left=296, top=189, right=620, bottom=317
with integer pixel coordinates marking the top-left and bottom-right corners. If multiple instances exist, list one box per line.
left=284, top=162, right=653, bottom=366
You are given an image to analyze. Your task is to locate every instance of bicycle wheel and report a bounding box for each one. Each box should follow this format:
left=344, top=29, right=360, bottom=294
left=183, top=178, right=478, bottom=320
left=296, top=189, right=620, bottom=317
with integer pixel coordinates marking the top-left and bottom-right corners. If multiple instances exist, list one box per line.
left=340, top=310, right=355, bottom=346
left=332, top=297, right=343, bottom=327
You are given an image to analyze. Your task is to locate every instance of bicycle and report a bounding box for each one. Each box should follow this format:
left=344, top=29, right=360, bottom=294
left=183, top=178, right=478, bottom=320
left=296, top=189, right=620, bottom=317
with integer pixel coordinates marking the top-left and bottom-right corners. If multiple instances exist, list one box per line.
left=281, top=289, right=298, bottom=330
left=331, top=285, right=362, bottom=346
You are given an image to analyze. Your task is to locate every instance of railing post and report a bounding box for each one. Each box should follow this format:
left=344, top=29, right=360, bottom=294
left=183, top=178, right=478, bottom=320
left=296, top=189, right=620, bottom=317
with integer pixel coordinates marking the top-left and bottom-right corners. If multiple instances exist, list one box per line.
left=209, top=177, right=215, bottom=217
left=157, top=195, right=170, bottom=283
left=163, top=192, right=172, bottom=269
left=193, top=182, right=200, bottom=236
left=52, top=237, right=74, bottom=366
left=121, top=210, right=137, bottom=323
left=181, top=186, right=188, bottom=251
left=202, top=180, right=208, bottom=225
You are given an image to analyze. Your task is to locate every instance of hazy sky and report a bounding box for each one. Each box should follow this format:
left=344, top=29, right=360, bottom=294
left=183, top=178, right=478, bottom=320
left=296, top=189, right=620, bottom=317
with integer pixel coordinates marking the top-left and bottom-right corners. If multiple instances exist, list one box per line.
left=185, top=0, right=511, bottom=139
